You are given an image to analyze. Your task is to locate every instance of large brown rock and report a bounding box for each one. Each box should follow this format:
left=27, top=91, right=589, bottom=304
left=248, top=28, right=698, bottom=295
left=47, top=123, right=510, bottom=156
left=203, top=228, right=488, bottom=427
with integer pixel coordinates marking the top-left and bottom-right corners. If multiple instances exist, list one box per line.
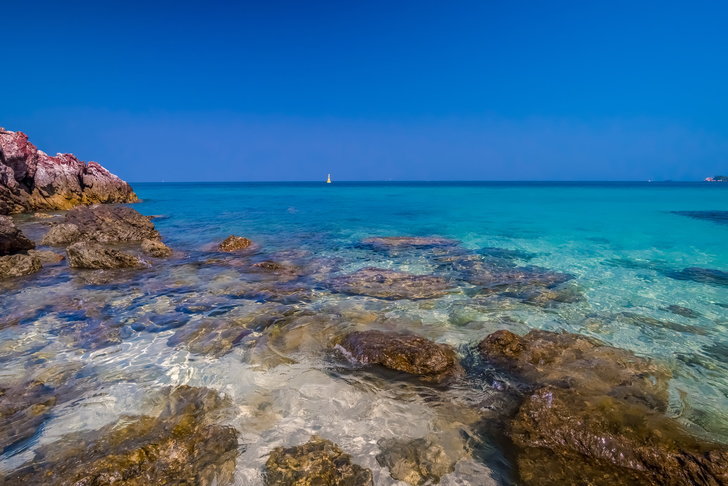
left=265, top=436, right=373, bottom=486
left=338, top=330, right=462, bottom=383
left=61, top=205, right=160, bottom=244
left=4, top=386, right=239, bottom=486
left=0, top=253, right=42, bottom=279
left=0, top=215, right=35, bottom=255
left=376, top=437, right=456, bottom=485
left=478, top=329, right=670, bottom=410
left=330, top=267, right=451, bottom=300
left=66, top=241, right=146, bottom=269
left=509, top=387, right=728, bottom=486
left=0, top=128, right=137, bottom=215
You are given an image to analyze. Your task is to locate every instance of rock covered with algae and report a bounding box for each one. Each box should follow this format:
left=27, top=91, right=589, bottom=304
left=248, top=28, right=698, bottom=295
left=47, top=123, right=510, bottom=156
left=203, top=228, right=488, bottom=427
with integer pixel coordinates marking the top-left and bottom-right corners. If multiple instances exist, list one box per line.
left=330, top=267, right=452, bottom=300
left=5, top=385, right=239, bottom=486
left=337, top=330, right=463, bottom=383
left=478, top=329, right=670, bottom=410
left=509, top=386, right=728, bottom=486
left=265, top=436, right=373, bottom=486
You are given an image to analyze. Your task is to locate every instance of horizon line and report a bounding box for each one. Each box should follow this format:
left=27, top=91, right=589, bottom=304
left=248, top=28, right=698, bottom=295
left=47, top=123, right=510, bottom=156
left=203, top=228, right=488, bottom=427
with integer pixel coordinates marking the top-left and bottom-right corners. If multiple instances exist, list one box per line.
left=128, top=179, right=720, bottom=184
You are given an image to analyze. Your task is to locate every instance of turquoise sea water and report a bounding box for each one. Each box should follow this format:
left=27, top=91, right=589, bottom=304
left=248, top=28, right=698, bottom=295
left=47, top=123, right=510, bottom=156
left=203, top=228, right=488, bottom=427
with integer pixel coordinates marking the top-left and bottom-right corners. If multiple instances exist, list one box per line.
left=1, top=182, right=727, bottom=484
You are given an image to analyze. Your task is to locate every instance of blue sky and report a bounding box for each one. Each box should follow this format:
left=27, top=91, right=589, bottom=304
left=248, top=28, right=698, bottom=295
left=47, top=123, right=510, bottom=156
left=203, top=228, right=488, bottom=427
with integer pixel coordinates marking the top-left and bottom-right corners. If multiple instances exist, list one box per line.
left=3, top=1, right=727, bottom=181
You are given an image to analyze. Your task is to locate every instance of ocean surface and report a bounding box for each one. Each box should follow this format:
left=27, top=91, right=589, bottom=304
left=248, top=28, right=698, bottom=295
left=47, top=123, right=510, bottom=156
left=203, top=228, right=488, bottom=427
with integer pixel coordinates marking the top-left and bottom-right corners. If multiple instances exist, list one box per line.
left=1, top=181, right=727, bottom=484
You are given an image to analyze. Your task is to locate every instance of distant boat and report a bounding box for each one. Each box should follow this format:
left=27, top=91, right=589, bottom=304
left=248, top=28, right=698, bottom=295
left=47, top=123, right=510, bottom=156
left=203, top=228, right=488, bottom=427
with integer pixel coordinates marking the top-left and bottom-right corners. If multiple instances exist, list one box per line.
left=326, top=173, right=332, bottom=184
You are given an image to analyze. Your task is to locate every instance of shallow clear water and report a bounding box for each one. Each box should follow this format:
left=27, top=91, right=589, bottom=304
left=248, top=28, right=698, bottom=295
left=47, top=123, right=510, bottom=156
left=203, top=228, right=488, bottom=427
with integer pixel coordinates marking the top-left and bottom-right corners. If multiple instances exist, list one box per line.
left=1, top=182, right=727, bottom=484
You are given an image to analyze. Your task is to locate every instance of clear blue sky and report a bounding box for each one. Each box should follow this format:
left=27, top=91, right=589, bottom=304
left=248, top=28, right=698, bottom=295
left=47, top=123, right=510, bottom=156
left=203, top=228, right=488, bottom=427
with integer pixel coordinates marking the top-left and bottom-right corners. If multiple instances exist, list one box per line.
left=3, top=1, right=727, bottom=181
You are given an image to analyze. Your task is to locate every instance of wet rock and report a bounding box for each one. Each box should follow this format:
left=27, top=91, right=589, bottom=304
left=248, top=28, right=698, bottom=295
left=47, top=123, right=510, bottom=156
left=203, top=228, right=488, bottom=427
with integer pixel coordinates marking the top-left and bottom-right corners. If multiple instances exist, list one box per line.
left=0, top=128, right=138, bottom=215
left=665, top=267, right=728, bottom=287
left=5, top=385, right=239, bottom=486
left=361, top=236, right=459, bottom=250
left=141, top=238, right=172, bottom=257
left=331, top=267, right=451, bottom=300
left=265, top=436, right=373, bottom=486
left=39, top=222, right=81, bottom=246
left=0, top=215, right=35, bottom=254
left=664, top=305, right=702, bottom=319
left=66, top=241, right=146, bottom=269
left=478, top=329, right=670, bottom=410
left=218, top=235, right=253, bottom=252
left=0, top=380, right=57, bottom=454
left=338, top=330, right=463, bottom=383
left=0, top=253, right=42, bottom=278
left=32, top=212, right=55, bottom=219
left=509, top=386, right=728, bottom=486
left=376, top=437, right=456, bottom=485
left=64, top=204, right=160, bottom=243
left=27, top=249, right=65, bottom=265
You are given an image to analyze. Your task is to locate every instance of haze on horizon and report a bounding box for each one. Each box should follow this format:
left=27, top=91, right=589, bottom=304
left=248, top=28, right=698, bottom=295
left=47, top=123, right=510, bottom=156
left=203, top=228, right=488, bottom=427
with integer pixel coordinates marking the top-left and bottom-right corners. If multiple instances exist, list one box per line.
left=3, top=1, right=727, bottom=182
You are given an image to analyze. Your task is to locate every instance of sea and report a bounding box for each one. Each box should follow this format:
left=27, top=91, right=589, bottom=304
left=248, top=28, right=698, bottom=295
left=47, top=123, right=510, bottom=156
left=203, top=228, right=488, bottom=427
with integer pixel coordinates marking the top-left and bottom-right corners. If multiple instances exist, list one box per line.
left=1, top=181, right=727, bottom=484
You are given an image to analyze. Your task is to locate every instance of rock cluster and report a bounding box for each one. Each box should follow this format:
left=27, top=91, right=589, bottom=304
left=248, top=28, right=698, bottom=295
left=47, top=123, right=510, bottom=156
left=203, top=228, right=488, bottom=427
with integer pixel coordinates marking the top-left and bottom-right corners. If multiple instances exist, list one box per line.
left=265, top=436, right=373, bottom=486
left=0, top=128, right=137, bottom=215
left=5, top=386, right=239, bottom=486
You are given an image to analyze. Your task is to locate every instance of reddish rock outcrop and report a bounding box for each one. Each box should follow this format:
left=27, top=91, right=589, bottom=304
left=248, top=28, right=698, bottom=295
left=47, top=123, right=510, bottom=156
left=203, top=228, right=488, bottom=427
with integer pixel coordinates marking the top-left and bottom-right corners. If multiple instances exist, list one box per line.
left=0, top=128, right=137, bottom=215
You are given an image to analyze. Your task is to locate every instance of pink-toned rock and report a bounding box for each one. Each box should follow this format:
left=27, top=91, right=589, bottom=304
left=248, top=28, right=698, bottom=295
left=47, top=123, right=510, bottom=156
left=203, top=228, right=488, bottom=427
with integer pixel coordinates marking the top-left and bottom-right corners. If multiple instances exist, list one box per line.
left=0, top=128, right=137, bottom=215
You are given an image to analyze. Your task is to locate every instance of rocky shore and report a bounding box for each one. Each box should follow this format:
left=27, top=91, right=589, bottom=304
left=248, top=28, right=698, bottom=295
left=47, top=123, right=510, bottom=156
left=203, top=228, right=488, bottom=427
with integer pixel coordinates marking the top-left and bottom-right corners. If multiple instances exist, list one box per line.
left=0, top=128, right=137, bottom=215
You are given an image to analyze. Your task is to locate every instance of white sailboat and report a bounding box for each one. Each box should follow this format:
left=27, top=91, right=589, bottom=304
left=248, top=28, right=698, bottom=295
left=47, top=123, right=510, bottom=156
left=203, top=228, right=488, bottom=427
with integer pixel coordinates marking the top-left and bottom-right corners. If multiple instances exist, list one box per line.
left=326, top=173, right=332, bottom=183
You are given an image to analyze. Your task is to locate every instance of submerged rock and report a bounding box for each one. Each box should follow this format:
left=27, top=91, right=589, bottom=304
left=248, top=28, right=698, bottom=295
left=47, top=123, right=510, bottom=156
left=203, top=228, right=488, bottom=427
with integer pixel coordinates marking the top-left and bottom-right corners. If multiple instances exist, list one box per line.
left=671, top=210, right=728, bottom=226
left=6, top=386, right=239, bottom=486
left=168, top=304, right=291, bottom=357
left=0, top=128, right=138, bottom=215
left=0, top=253, right=42, bottom=279
left=265, top=436, right=373, bottom=486
left=664, top=304, right=702, bottom=319
left=218, top=235, right=254, bottom=252
left=665, top=267, right=728, bottom=287
left=361, top=236, right=459, bottom=250
left=66, top=241, right=145, bottom=269
left=478, top=329, right=670, bottom=410
left=0, top=380, right=57, bottom=454
left=141, top=238, right=172, bottom=257
left=338, top=330, right=462, bottom=383
left=460, top=261, right=572, bottom=290
left=0, top=215, right=34, bottom=254
left=376, top=437, right=456, bottom=485
left=330, top=267, right=451, bottom=300
left=509, top=386, right=728, bottom=486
